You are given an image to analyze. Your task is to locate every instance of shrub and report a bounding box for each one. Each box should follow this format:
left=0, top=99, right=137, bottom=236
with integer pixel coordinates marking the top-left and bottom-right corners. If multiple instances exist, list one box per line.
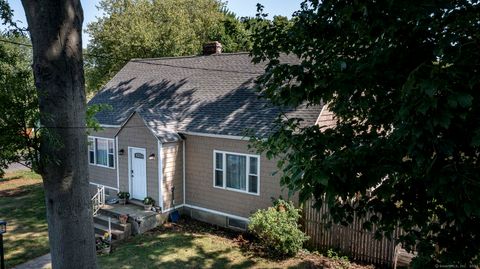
left=248, top=199, right=309, bottom=257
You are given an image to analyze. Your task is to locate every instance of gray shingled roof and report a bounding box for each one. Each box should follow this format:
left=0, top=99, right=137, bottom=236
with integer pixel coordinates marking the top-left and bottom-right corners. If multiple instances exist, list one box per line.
left=88, top=52, right=321, bottom=139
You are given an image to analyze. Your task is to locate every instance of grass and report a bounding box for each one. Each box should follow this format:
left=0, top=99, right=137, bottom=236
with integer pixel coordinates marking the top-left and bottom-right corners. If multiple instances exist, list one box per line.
left=98, top=226, right=260, bottom=268
left=0, top=170, right=49, bottom=268
left=1, top=170, right=372, bottom=269
left=98, top=220, right=372, bottom=269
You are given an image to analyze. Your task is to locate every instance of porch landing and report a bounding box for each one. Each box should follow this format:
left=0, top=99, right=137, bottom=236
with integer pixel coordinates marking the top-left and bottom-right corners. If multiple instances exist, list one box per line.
left=99, top=203, right=168, bottom=235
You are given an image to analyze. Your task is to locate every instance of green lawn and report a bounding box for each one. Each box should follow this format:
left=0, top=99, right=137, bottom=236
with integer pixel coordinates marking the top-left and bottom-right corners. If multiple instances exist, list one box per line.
left=1, top=170, right=370, bottom=269
left=0, top=170, right=49, bottom=268
left=98, top=226, right=260, bottom=268
left=97, top=222, right=333, bottom=269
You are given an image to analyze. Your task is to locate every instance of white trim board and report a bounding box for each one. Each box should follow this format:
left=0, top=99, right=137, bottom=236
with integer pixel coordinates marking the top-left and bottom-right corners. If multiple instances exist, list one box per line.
left=89, top=182, right=119, bottom=192
left=99, top=124, right=121, bottom=128
left=99, top=124, right=251, bottom=141
left=184, top=204, right=250, bottom=222
left=315, top=104, right=327, bottom=125
left=182, top=131, right=249, bottom=141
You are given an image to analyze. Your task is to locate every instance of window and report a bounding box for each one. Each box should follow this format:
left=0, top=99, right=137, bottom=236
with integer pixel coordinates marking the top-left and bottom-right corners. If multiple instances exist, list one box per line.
left=88, top=137, right=115, bottom=168
left=213, top=150, right=260, bottom=195
left=88, top=137, right=95, bottom=164
left=228, top=217, right=248, bottom=230
left=214, top=152, right=223, bottom=187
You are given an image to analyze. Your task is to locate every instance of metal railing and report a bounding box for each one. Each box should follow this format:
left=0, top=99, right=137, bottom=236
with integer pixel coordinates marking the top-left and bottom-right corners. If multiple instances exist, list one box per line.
left=92, top=185, right=105, bottom=216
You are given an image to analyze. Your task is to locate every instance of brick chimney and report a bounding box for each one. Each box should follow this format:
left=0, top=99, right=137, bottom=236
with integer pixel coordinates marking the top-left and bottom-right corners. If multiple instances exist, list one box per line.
left=203, top=41, right=222, bottom=55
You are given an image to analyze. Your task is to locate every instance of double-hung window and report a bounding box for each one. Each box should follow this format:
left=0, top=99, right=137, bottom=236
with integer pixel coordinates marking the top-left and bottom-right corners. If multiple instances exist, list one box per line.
left=88, top=137, right=115, bottom=168
left=214, top=150, right=260, bottom=195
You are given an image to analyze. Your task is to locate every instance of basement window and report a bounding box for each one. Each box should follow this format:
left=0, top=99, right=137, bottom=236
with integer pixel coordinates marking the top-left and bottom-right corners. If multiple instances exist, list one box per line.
left=227, top=217, right=248, bottom=230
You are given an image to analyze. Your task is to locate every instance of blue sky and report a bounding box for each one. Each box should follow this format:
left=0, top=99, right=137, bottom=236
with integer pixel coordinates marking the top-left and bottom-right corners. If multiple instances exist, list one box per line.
left=3, top=0, right=300, bottom=47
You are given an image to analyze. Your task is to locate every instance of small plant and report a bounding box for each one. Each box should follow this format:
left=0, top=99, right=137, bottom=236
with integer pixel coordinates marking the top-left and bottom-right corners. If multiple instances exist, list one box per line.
left=117, top=191, right=130, bottom=205
left=248, top=199, right=309, bottom=257
left=326, top=249, right=350, bottom=269
left=143, top=196, right=155, bottom=205
left=118, top=214, right=128, bottom=224
left=96, top=232, right=111, bottom=254
left=143, top=196, right=155, bottom=210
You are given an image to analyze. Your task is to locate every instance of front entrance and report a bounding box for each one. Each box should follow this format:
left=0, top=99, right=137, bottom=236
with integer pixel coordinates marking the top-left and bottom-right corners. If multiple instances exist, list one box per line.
left=129, top=147, right=147, bottom=200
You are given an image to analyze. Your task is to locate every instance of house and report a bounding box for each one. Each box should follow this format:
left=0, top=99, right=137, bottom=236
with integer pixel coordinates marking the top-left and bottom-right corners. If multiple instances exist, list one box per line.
left=87, top=42, right=322, bottom=231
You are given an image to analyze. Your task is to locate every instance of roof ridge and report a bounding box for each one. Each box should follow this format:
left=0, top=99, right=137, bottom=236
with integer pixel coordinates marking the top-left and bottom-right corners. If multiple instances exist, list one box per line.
left=130, top=52, right=251, bottom=62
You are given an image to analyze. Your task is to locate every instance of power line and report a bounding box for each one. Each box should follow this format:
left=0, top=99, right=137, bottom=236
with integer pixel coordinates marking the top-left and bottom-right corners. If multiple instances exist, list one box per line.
left=27, top=125, right=164, bottom=129
left=0, top=38, right=264, bottom=75
left=0, top=38, right=31, bottom=47
left=0, top=38, right=130, bottom=62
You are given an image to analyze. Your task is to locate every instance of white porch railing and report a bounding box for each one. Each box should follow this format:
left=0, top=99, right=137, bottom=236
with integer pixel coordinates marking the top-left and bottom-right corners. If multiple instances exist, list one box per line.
left=92, top=185, right=105, bottom=216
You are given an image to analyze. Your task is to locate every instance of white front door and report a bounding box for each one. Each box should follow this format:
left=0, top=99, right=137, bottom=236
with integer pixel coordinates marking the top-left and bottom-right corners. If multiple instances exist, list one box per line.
left=130, top=147, right=147, bottom=200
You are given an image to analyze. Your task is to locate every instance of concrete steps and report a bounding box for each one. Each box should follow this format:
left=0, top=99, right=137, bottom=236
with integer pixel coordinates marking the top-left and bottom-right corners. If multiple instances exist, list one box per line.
left=93, top=212, right=132, bottom=241
left=98, top=203, right=167, bottom=235
left=94, top=223, right=127, bottom=241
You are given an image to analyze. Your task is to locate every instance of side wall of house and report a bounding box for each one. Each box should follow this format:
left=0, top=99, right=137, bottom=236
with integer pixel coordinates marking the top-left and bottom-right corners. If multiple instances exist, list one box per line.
left=162, top=142, right=184, bottom=211
left=184, top=134, right=291, bottom=224
left=117, top=114, right=160, bottom=205
left=88, top=127, right=119, bottom=194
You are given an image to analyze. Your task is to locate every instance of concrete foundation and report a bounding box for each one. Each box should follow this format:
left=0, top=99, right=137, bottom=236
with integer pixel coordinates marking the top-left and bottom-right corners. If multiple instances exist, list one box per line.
left=181, top=206, right=248, bottom=231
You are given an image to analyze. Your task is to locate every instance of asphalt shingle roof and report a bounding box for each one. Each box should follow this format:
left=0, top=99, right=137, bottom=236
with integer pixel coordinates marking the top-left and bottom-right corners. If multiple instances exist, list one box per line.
left=88, top=52, right=321, bottom=140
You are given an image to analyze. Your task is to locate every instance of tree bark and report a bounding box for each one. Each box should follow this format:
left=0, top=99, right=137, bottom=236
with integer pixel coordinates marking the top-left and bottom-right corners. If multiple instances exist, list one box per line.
left=20, top=1, right=97, bottom=268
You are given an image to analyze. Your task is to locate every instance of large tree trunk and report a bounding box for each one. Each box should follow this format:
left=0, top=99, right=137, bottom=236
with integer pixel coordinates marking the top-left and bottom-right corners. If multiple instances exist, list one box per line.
left=21, top=1, right=97, bottom=268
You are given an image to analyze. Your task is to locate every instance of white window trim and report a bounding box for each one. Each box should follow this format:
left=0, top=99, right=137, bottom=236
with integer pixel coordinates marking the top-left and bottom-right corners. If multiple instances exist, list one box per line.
left=213, top=150, right=260, bottom=196
left=88, top=136, right=116, bottom=169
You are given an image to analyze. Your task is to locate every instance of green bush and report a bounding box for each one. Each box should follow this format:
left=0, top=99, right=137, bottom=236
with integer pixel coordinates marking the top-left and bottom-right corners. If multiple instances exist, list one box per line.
left=248, top=199, right=309, bottom=257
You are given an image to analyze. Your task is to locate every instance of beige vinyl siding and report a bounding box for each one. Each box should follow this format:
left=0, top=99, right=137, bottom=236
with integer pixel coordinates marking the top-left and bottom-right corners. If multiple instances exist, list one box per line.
left=162, top=142, right=184, bottom=210
left=184, top=134, right=292, bottom=218
left=88, top=127, right=119, bottom=189
left=117, top=113, right=160, bottom=204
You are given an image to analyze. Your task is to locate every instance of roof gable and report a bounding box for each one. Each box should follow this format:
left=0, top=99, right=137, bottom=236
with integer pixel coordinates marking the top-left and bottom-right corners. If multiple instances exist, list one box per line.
left=115, top=111, right=181, bottom=143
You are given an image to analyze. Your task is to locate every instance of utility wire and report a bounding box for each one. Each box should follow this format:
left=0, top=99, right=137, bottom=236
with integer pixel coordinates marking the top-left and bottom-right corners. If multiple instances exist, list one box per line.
left=27, top=125, right=165, bottom=129
left=0, top=38, right=31, bottom=47
left=0, top=38, right=263, bottom=75
left=0, top=38, right=130, bottom=62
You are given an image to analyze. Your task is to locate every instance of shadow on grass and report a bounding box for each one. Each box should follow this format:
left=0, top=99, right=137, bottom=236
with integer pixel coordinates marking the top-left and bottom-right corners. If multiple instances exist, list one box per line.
left=0, top=175, right=22, bottom=182
left=0, top=182, right=49, bottom=268
left=99, top=229, right=257, bottom=269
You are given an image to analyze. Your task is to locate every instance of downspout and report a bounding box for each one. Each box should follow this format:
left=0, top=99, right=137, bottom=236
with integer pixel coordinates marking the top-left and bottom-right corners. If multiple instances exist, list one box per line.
left=158, top=140, right=164, bottom=211
left=182, top=139, right=186, bottom=206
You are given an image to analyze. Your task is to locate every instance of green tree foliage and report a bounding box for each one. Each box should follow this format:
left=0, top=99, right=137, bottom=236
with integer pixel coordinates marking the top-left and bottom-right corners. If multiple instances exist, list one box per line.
left=0, top=33, right=108, bottom=176
left=0, top=34, right=39, bottom=176
left=250, top=1, right=480, bottom=266
left=85, top=0, right=251, bottom=94
left=0, top=0, right=13, bottom=26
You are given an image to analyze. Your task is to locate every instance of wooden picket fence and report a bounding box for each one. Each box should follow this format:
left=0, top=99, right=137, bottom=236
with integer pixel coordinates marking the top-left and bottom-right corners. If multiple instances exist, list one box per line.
left=302, top=199, right=404, bottom=268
